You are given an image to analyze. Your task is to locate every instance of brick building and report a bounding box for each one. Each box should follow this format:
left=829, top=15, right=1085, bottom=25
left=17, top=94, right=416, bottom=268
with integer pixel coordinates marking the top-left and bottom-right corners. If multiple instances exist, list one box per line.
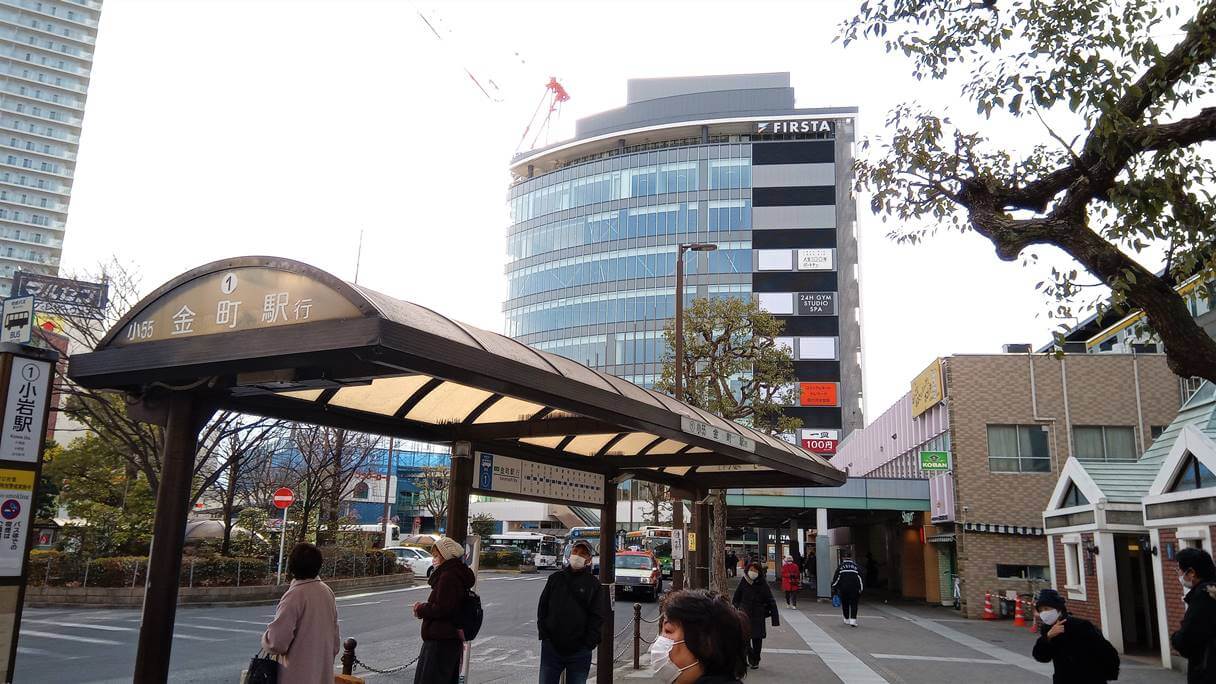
left=836, top=352, right=1182, bottom=618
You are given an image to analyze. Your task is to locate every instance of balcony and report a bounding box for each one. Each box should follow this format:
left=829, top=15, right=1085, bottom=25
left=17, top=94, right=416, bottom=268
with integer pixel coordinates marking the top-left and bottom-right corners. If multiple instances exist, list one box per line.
left=0, top=214, right=64, bottom=231
left=8, top=16, right=97, bottom=47
left=0, top=102, right=82, bottom=126
left=3, top=49, right=90, bottom=78
left=0, top=120, right=79, bottom=145
left=0, top=247, right=58, bottom=267
left=0, top=140, right=75, bottom=164
left=2, top=66, right=88, bottom=95
left=0, top=86, right=83, bottom=112
left=0, top=191, right=67, bottom=212
left=0, top=230, right=60, bottom=249
left=0, top=176, right=68, bottom=196
left=0, top=2, right=100, bottom=29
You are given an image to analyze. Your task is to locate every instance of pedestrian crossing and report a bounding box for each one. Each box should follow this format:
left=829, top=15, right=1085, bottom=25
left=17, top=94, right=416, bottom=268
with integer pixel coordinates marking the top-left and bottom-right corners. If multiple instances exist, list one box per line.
left=16, top=608, right=267, bottom=652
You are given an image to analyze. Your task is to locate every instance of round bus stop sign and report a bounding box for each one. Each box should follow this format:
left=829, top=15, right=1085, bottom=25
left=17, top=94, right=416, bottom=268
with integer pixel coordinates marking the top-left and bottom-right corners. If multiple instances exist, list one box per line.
left=273, top=487, right=294, bottom=509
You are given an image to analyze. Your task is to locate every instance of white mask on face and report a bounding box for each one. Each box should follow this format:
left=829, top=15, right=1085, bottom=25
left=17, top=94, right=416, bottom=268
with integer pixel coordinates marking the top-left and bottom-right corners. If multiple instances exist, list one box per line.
left=1038, top=609, right=1060, bottom=626
left=568, top=554, right=588, bottom=570
left=650, top=636, right=697, bottom=683
left=747, top=570, right=759, bottom=581
left=1180, top=573, right=1195, bottom=590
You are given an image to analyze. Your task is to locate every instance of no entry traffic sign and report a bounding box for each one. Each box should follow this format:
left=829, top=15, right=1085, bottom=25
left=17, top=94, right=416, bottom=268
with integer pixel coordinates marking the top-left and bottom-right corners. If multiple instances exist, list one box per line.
left=273, top=487, right=294, bottom=509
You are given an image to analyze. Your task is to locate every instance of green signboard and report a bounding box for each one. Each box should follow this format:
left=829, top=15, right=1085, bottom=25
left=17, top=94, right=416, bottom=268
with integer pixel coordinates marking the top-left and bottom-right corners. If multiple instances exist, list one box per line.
left=919, top=451, right=951, bottom=471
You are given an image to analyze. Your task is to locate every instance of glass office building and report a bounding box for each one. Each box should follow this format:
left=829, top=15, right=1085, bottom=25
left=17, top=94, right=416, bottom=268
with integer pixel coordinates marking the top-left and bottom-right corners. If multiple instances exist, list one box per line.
left=0, top=0, right=102, bottom=292
left=506, top=73, right=864, bottom=443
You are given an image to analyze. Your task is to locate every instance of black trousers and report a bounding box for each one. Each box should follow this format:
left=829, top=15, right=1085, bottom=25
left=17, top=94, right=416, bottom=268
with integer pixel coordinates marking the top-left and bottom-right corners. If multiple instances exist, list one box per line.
left=414, top=639, right=462, bottom=684
left=839, top=591, right=860, bottom=620
left=748, top=637, right=764, bottom=665
left=784, top=590, right=798, bottom=606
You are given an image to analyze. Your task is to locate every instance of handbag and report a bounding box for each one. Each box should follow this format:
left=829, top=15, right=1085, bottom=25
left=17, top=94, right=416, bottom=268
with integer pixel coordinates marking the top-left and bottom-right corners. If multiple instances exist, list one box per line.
left=832, top=594, right=841, bottom=608
left=245, top=650, right=279, bottom=684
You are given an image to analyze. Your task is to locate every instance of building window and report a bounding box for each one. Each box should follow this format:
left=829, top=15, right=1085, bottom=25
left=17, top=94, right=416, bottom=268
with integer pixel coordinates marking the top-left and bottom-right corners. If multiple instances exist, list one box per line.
left=987, top=424, right=1051, bottom=473
left=1151, top=425, right=1168, bottom=441
left=1168, top=454, right=1216, bottom=492
left=996, top=564, right=1049, bottom=580
left=1062, top=534, right=1085, bottom=595
left=353, top=482, right=370, bottom=500
left=1061, top=482, right=1088, bottom=507
left=1073, top=426, right=1137, bottom=462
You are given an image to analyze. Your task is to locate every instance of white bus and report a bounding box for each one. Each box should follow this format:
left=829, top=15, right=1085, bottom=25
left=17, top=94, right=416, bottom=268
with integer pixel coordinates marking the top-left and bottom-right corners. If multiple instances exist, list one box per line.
left=489, top=532, right=562, bottom=568
left=562, top=526, right=602, bottom=573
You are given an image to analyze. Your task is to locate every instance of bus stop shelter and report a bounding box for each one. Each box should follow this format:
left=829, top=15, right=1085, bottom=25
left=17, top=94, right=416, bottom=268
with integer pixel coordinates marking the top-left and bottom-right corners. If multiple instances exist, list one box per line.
left=66, top=256, right=845, bottom=683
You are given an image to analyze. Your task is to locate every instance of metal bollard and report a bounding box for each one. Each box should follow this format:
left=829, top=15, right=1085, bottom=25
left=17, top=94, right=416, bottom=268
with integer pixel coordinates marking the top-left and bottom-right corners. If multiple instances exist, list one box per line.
left=188, top=558, right=195, bottom=588
left=82, top=560, right=89, bottom=589
left=633, top=603, right=642, bottom=669
left=341, top=637, right=357, bottom=675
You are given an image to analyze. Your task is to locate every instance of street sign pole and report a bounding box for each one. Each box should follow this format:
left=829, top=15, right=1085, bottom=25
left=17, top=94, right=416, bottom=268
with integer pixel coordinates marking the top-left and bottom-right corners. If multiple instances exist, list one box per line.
left=272, top=487, right=294, bottom=584
left=276, top=506, right=289, bottom=584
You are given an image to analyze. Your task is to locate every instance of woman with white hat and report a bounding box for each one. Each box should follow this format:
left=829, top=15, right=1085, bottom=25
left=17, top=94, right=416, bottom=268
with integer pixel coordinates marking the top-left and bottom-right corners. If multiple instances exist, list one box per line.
left=411, top=536, right=475, bottom=684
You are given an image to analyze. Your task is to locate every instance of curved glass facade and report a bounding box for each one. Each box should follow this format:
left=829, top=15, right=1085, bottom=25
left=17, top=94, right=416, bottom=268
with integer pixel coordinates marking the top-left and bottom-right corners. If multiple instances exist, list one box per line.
left=506, top=143, right=754, bottom=384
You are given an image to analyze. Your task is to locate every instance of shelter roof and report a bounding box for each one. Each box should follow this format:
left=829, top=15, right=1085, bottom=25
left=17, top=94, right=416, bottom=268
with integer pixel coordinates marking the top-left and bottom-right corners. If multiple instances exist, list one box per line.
left=69, top=257, right=844, bottom=491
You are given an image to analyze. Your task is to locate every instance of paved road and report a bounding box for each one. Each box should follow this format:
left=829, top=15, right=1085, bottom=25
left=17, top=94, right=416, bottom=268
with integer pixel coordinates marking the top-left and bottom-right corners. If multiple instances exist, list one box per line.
left=13, top=573, right=1187, bottom=683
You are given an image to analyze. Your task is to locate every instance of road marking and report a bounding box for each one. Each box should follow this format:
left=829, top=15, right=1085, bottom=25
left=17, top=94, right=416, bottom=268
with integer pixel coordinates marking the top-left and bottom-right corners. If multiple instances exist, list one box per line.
left=765, top=648, right=816, bottom=655
left=873, top=653, right=1008, bottom=665
left=342, top=600, right=388, bottom=607
left=875, top=605, right=1052, bottom=678
left=782, top=608, right=887, bottom=683
left=172, top=632, right=223, bottom=642
left=22, top=619, right=136, bottom=632
left=194, top=617, right=272, bottom=626
left=811, top=613, right=887, bottom=619
left=176, top=622, right=263, bottom=635
left=21, top=630, right=123, bottom=645
left=336, top=585, right=427, bottom=601
left=16, top=646, right=58, bottom=656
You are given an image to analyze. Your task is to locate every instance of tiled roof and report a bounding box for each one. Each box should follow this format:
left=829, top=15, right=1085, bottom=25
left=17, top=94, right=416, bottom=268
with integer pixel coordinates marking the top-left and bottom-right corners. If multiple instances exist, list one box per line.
left=1141, top=381, right=1216, bottom=466
left=1078, top=460, right=1162, bottom=503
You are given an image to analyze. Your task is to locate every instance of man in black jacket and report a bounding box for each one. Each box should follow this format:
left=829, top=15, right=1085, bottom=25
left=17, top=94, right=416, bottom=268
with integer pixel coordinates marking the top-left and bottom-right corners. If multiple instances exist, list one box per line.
left=537, top=541, right=603, bottom=684
left=1171, top=547, right=1216, bottom=684
left=1031, top=588, right=1119, bottom=683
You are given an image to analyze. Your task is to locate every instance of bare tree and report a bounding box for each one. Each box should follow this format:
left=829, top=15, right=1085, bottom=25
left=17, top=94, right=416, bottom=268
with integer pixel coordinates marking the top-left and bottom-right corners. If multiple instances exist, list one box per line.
left=202, top=419, right=289, bottom=556
left=416, top=466, right=450, bottom=531
left=283, top=425, right=379, bottom=544
left=640, top=482, right=671, bottom=526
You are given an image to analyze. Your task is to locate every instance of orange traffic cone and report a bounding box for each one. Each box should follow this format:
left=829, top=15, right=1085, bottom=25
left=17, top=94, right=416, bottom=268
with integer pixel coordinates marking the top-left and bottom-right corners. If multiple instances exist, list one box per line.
left=982, top=592, right=997, bottom=620
left=1029, top=601, right=1040, bottom=633
left=1012, top=597, right=1026, bottom=627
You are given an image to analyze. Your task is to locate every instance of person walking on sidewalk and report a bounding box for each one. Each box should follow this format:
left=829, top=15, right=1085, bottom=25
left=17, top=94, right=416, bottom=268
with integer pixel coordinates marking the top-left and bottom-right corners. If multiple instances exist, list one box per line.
left=1171, top=547, right=1216, bottom=684
left=831, top=553, right=863, bottom=627
left=651, top=589, right=749, bottom=683
left=732, top=560, right=779, bottom=670
left=780, top=555, right=801, bottom=608
left=412, top=536, right=476, bottom=684
left=537, top=540, right=603, bottom=684
left=1031, top=588, right=1120, bottom=683
left=261, top=542, right=340, bottom=683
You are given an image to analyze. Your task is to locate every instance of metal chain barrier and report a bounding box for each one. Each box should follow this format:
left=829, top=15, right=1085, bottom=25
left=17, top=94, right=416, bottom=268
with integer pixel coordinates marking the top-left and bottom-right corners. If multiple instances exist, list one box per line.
left=352, top=654, right=419, bottom=675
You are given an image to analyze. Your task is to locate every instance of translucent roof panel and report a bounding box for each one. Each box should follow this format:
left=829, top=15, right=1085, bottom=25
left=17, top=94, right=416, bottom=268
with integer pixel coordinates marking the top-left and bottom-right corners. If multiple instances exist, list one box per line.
left=647, top=439, right=688, bottom=455
left=564, top=434, right=621, bottom=457
left=328, top=375, right=432, bottom=416
left=404, top=381, right=494, bottom=424
left=472, top=396, right=548, bottom=424
left=282, top=389, right=324, bottom=402
left=608, top=433, right=663, bottom=456
left=520, top=436, right=567, bottom=450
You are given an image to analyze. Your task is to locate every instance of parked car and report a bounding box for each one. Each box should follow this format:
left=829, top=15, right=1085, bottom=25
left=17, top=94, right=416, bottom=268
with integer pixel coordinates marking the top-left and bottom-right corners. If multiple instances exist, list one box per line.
left=384, top=545, right=434, bottom=577
left=613, top=550, right=663, bottom=601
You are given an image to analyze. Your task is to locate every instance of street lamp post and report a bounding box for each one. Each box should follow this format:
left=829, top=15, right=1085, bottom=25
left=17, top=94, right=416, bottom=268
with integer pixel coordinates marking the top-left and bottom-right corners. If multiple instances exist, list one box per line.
left=672, top=241, right=716, bottom=591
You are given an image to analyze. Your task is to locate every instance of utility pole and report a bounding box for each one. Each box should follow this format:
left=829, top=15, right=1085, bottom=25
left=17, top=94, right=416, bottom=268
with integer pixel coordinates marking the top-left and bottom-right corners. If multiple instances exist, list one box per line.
left=382, top=437, right=396, bottom=548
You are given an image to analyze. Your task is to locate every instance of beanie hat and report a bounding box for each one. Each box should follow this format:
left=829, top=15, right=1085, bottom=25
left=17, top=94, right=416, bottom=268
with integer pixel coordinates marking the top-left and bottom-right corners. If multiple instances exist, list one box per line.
left=433, top=536, right=465, bottom=562
left=1035, top=588, right=1066, bottom=611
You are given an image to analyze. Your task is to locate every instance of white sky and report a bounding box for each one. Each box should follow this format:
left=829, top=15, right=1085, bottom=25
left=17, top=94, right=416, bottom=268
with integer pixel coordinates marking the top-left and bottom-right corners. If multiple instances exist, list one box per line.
left=61, top=0, right=1120, bottom=417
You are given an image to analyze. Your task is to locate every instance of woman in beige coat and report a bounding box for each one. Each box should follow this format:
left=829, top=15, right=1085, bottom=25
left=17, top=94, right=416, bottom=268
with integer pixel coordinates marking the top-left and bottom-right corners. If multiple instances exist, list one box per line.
left=262, top=543, right=341, bottom=683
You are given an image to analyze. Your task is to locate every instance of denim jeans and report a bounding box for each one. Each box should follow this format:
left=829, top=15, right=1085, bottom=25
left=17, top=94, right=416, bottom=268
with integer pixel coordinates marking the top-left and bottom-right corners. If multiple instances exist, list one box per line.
left=539, top=640, right=593, bottom=684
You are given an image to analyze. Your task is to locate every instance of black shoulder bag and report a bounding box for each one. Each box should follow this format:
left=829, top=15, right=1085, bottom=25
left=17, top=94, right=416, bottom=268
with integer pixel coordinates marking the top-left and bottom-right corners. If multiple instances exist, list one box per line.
left=245, top=650, right=278, bottom=684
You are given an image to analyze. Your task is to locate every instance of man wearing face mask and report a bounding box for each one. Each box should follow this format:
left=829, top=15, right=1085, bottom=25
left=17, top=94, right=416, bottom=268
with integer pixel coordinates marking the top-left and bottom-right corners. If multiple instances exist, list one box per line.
left=537, top=540, right=603, bottom=684
left=1171, top=547, right=1216, bottom=684
left=1031, top=588, right=1120, bottom=683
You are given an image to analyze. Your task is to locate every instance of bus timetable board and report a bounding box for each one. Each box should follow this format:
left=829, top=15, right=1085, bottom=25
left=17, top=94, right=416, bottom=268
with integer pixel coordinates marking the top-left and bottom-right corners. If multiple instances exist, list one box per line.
left=473, top=452, right=605, bottom=506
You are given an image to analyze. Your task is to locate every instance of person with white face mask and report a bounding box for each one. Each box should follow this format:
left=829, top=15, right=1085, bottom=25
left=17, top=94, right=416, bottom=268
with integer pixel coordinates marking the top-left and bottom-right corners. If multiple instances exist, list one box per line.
left=652, top=589, right=748, bottom=683
left=537, top=541, right=602, bottom=684
left=1171, top=547, right=1216, bottom=684
left=731, top=561, right=779, bottom=669
left=1031, top=588, right=1120, bottom=683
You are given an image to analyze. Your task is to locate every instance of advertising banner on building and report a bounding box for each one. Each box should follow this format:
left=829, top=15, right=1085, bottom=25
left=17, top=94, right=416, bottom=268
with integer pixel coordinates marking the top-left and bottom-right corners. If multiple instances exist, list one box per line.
left=911, top=358, right=945, bottom=417
left=796, top=292, right=837, bottom=316
left=799, top=382, right=839, bottom=407
left=800, top=429, right=840, bottom=454
left=797, top=249, right=835, bottom=271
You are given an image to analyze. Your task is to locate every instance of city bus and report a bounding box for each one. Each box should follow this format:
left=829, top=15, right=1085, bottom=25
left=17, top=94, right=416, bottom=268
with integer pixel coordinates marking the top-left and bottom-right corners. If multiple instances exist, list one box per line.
left=562, top=526, right=602, bottom=573
left=488, top=532, right=562, bottom=568
left=624, top=526, right=673, bottom=577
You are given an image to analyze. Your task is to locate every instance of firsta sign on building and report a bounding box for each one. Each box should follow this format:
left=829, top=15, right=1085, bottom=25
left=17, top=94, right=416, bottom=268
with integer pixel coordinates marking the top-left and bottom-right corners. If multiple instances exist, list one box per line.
left=755, top=120, right=835, bottom=135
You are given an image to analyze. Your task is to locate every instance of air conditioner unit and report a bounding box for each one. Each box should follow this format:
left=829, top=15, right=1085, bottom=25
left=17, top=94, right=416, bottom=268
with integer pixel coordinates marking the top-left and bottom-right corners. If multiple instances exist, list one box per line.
left=1002, top=343, right=1032, bottom=353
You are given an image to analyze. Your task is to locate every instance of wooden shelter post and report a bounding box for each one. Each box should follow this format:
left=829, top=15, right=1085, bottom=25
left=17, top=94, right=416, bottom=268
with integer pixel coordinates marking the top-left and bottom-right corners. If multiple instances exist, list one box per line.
left=446, top=441, right=472, bottom=544
left=134, top=393, right=212, bottom=683
left=596, top=478, right=617, bottom=684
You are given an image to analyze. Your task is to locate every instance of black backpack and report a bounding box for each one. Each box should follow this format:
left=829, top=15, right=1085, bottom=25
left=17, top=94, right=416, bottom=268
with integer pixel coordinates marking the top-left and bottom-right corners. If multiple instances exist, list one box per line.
left=457, top=588, right=484, bottom=641
left=1097, top=632, right=1120, bottom=681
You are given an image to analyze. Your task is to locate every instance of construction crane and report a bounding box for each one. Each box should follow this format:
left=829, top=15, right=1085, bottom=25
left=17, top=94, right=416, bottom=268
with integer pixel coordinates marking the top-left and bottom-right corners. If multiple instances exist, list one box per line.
left=516, top=77, right=571, bottom=153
